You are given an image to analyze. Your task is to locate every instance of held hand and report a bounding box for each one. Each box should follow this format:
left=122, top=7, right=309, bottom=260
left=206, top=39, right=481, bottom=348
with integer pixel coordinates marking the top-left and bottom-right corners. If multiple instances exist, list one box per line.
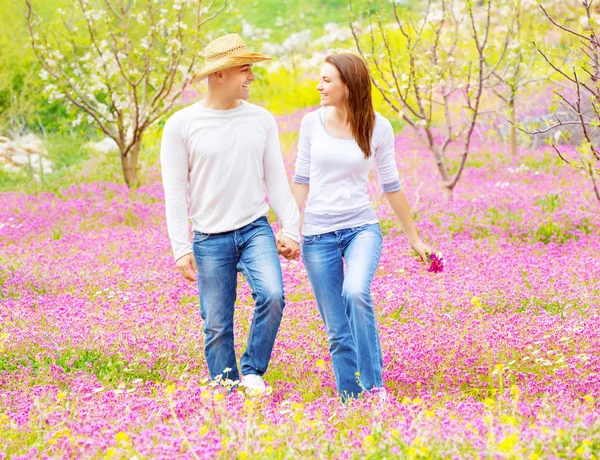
left=410, top=238, right=431, bottom=264
left=176, top=253, right=197, bottom=282
left=276, top=230, right=301, bottom=260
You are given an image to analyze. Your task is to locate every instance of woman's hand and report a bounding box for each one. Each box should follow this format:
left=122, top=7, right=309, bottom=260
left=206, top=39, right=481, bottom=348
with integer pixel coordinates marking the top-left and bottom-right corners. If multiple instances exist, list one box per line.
left=410, top=238, right=431, bottom=264
left=275, top=229, right=301, bottom=260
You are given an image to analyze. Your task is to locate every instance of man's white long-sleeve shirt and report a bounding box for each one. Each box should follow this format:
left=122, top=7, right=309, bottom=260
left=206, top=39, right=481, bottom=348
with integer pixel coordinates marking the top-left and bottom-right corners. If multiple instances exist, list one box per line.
left=160, top=101, right=300, bottom=261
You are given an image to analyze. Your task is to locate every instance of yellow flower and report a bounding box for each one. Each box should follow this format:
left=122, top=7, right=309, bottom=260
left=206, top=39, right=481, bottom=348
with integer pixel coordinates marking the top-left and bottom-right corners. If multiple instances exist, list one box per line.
left=165, top=384, right=176, bottom=395
left=424, top=410, right=436, bottom=418
left=364, top=435, right=375, bottom=448
left=316, top=359, right=326, bottom=368
left=213, top=393, right=224, bottom=402
left=56, top=392, right=66, bottom=401
left=511, top=384, right=521, bottom=398
left=470, top=296, right=482, bottom=307
left=239, top=452, right=248, bottom=460
left=584, top=394, right=594, bottom=405
left=115, top=431, right=128, bottom=443
left=199, top=426, right=208, bottom=436
left=498, top=433, right=518, bottom=454
left=483, top=398, right=495, bottom=408
left=500, top=415, right=518, bottom=426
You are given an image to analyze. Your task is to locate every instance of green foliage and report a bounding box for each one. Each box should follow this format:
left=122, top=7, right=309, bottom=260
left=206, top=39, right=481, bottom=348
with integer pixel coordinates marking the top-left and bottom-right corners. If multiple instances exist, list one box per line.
left=537, top=193, right=560, bottom=213
left=0, top=1, right=75, bottom=134
left=0, top=349, right=178, bottom=385
left=0, top=129, right=163, bottom=192
left=233, top=0, right=350, bottom=40
left=534, top=217, right=577, bottom=245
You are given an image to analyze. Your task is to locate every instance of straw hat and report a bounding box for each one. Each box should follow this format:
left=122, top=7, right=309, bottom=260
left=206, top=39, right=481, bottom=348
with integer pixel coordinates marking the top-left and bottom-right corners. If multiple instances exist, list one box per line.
left=189, top=34, right=271, bottom=84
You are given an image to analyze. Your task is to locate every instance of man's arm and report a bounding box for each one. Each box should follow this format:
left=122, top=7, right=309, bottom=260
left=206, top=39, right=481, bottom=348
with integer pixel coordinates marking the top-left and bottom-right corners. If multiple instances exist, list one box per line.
left=160, top=116, right=196, bottom=279
left=263, top=114, right=301, bottom=258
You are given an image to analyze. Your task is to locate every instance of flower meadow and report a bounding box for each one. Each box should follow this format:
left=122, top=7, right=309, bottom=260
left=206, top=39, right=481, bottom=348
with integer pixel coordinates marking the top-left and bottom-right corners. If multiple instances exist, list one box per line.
left=1, top=115, right=600, bottom=459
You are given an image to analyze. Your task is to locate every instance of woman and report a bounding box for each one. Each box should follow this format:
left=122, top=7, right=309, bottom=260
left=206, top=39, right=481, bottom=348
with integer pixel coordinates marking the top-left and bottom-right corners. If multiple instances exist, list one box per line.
left=284, top=53, right=431, bottom=401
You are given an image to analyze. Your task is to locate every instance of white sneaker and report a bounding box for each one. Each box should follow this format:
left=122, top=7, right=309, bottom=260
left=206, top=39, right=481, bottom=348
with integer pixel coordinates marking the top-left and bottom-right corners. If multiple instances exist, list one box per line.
left=370, top=387, right=388, bottom=405
left=241, top=374, right=267, bottom=395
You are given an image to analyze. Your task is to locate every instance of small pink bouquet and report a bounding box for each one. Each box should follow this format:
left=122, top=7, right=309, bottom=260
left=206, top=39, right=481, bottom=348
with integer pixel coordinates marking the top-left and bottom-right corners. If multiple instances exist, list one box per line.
left=427, top=253, right=444, bottom=273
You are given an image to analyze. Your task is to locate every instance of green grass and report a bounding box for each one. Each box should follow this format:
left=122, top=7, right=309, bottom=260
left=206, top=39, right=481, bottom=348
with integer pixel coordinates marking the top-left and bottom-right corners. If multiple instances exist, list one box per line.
left=0, top=348, right=193, bottom=387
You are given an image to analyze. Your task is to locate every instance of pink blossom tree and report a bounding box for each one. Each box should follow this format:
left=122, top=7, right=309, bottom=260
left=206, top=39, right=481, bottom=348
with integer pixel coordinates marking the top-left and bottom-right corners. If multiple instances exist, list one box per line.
left=350, top=0, right=513, bottom=199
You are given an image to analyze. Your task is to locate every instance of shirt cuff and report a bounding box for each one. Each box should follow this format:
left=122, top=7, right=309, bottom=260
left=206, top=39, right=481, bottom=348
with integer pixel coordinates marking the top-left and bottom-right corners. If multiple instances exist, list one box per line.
left=281, top=229, right=300, bottom=244
left=293, top=175, right=310, bottom=184
left=382, top=179, right=403, bottom=193
left=173, top=247, right=193, bottom=262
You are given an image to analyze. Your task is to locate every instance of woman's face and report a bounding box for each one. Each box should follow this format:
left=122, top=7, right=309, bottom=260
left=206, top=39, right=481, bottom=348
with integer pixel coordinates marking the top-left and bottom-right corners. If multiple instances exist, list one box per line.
left=317, top=62, right=347, bottom=107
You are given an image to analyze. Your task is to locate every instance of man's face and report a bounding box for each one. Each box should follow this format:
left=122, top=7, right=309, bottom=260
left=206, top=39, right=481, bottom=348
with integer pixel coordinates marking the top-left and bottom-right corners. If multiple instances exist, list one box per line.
left=221, top=64, right=255, bottom=99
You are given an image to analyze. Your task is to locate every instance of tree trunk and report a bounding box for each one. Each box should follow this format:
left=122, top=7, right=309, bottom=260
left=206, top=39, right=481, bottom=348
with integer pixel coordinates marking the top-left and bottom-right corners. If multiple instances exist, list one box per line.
left=121, top=139, right=141, bottom=188
left=442, top=184, right=454, bottom=202
left=509, top=96, right=517, bottom=156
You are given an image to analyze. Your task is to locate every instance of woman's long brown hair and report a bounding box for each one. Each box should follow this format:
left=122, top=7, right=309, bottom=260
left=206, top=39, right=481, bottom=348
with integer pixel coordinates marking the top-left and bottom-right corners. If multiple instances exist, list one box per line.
left=325, top=53, right=375, bottom=159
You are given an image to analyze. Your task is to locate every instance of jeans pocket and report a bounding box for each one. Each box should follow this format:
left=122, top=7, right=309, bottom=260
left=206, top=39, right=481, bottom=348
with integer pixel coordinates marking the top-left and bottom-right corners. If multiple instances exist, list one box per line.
left=249, top=216, right=269, bottom=229
left=354, top=222, right=382, bottom=235
left=302, top=234, right=318, bottom=245
left=193, top=231, right=211, bottom=244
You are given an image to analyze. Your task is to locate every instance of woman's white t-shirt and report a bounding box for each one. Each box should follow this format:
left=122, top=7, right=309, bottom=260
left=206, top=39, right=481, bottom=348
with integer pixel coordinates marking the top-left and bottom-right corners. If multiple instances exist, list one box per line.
left=293, top=107, right=402, bottom=235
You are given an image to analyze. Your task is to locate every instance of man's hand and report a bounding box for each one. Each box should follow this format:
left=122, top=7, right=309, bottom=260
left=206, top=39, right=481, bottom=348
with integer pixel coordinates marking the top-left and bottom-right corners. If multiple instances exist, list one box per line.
left=275, top=230, right=300, bottom=260
left=410, top=238, right=431, bottom=264
left=176, top=253, right=197, bottom=282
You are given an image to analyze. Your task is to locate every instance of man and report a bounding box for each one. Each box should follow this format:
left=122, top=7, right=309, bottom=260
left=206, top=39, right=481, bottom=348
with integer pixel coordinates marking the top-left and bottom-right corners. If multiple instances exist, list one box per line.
left=160, top=33, right=300, bottom=394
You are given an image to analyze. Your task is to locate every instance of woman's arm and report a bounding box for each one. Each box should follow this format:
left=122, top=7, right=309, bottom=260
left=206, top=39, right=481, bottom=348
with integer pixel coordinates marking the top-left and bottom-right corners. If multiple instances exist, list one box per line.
left=384, top=189, right=431, bottom=263
left=291, top=182, right=309, bottom=211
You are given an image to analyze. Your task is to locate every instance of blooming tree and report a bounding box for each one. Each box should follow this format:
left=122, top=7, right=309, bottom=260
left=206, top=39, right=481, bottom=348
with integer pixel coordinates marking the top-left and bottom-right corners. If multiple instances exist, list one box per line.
left=525, top=0, right=600, bottom=203
left=490, top=0, right=556, bottom=156
left=25, top=0, right=227, bottom=187
left=350, top=0, right=513, bottom=199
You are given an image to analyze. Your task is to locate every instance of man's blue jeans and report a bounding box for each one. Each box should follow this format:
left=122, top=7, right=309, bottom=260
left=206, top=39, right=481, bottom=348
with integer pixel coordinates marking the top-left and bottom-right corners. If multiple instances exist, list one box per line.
left=192, top=216, right=285, bottom=382
left=302, top=223, right=384, bottom=399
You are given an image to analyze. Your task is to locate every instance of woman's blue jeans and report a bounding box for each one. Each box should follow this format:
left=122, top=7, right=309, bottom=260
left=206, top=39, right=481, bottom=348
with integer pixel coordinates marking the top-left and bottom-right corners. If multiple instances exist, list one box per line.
left=301, top=223, right=384, bottom=399
left=192, top=216, right=285, bottom=383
